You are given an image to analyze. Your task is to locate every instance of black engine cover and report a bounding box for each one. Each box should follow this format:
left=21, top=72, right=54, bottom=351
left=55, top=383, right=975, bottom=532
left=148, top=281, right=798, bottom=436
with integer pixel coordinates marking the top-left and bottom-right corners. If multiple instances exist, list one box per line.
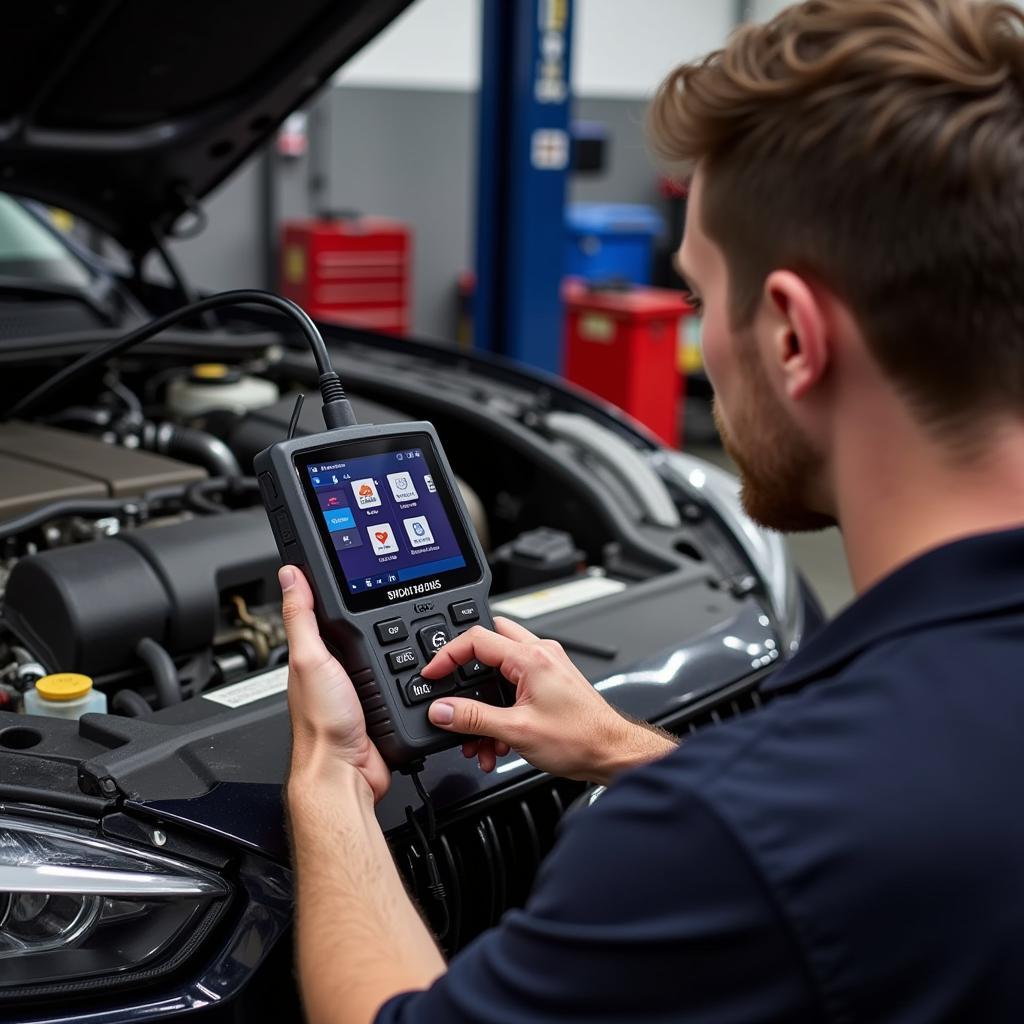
left=4, top=508, right=279, bottom=676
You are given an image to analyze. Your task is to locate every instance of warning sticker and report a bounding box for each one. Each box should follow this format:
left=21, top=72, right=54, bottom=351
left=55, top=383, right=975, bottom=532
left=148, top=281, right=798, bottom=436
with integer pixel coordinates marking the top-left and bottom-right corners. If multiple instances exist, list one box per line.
left=203, top=666, right=289, bottom=709
left=491, top=575, right=626, bottom=620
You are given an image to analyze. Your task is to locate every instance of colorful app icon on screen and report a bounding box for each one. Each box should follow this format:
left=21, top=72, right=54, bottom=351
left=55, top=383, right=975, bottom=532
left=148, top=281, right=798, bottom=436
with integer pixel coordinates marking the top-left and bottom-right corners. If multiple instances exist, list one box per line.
left=368, top=523, right=399, bottom=556
left=388, top=472, right=419, bottom=503
left=403, top=515, right=435, bottom=548
left=351, top=477, right=382, bottom=509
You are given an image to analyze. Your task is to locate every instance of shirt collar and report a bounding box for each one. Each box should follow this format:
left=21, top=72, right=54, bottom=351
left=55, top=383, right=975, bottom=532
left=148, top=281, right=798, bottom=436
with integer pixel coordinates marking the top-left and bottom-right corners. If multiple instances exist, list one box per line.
left=763, top=526, right=1024, bottom=694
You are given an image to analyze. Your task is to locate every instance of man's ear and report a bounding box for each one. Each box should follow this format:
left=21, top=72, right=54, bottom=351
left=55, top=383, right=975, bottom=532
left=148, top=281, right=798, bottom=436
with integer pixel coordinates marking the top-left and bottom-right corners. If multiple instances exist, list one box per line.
left=763, top=270, right=830, bottom=401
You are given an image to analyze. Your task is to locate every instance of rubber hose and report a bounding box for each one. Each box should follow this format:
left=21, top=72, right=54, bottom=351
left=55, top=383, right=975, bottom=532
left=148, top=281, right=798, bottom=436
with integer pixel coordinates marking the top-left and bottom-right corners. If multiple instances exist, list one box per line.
left=145, top=422, right=242, bottom=478
left=111, top=689, right=152, bottom=717
left=136, top=636, right=182, bottom=707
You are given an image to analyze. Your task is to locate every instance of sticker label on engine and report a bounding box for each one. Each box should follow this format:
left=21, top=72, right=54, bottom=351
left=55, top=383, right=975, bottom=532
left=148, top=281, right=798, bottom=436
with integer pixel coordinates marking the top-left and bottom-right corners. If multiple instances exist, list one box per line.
left=491, top=575, right=626, bottom=620
left=203, top=667, right=289, bottom=709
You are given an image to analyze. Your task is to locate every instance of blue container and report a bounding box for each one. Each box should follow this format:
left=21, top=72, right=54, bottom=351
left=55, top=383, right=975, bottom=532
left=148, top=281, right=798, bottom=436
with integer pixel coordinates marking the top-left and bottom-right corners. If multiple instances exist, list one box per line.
left=565, top=202, right=664, bottom=285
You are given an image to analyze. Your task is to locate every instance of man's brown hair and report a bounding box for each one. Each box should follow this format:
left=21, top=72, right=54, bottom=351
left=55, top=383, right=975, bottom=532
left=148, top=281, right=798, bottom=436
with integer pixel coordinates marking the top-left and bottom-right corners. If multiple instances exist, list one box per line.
left=649, top=0, right=1024, bottom=434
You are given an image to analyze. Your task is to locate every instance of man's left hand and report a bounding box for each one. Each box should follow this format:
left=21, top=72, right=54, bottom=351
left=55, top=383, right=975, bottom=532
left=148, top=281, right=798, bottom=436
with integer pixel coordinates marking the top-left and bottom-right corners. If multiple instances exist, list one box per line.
left=280, top=565, right=391, bottom=803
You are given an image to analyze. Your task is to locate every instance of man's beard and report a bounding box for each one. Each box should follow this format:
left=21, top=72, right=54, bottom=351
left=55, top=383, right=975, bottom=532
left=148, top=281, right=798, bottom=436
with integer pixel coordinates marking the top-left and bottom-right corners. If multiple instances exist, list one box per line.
left=713, top=344, right=835, bottom=533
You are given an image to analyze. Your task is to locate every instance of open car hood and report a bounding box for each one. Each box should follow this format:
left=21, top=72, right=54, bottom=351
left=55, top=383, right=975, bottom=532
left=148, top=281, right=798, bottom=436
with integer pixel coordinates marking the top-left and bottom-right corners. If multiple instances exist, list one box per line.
left=0, top=0, right=413, bottom=252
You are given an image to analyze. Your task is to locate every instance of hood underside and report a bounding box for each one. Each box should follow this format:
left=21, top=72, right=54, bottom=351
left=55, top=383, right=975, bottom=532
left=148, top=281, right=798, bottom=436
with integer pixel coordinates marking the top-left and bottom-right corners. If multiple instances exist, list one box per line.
left=0, top=0, right=413, bottom=251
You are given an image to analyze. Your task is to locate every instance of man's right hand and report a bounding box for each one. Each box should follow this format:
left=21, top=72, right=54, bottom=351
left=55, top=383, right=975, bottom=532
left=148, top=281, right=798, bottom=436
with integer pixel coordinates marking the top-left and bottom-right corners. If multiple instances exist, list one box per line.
left=421, top=617, right=677, bottom=785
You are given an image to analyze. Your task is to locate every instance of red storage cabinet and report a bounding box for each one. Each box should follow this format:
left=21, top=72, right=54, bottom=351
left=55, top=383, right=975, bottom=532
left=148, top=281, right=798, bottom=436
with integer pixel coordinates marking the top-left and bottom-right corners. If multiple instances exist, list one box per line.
left=563, top=280, right=692, bottom=448
left=280, top=216, right=412, bottom=335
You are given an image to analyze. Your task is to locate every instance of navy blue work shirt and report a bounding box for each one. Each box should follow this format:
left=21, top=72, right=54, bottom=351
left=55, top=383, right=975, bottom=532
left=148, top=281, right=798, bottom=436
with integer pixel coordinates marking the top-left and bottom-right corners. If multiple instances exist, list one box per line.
left=377, top=528, right=1024, bottom=1022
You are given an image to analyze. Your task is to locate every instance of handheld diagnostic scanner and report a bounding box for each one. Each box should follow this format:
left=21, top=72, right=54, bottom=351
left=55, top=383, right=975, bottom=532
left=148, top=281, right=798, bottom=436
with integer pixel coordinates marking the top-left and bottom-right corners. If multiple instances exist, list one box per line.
left=255, top=422, right=508, bottom=766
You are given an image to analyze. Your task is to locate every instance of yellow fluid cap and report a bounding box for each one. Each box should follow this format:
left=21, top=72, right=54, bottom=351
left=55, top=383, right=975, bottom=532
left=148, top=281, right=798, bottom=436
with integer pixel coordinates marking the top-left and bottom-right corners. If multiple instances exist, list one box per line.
left=35, top=673, right=93, bottom=702
left=192, top=363, right=230, bottom=380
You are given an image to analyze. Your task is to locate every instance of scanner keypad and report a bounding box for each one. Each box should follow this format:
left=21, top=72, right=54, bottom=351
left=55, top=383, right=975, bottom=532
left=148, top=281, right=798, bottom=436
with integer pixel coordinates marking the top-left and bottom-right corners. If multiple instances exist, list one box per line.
left=377, top=604, right=504, bottom=709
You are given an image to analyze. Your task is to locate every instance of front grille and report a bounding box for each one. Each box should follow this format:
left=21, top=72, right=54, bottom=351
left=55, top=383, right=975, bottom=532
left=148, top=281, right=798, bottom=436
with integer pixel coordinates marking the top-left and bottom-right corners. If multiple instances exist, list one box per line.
left=393, top=677, right=766, bottom=955
left=395, top=776, right=587, bottom=953
left=676, top=684, right=765, bottom=736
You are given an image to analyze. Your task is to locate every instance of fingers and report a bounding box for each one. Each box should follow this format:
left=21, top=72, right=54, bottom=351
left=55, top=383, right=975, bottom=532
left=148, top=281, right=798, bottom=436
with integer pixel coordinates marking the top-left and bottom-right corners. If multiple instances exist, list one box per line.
left=461, top=737, right=512, bottom=772
left=421, top=625, right=528, bottom=683
left=478, top=743, right=497, bottom=773
left=279, top=566, right=335, bottom=677
left=466, top=738, right=495, bottom=772
left=463, top=738, right=510, bottom=769
left=428, top=695, right=520, bottom=744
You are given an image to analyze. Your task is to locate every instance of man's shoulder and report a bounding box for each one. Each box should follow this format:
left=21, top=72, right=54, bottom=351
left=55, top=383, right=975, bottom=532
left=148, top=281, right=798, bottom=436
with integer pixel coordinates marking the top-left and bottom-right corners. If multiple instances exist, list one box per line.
left=557, top=606, right=1024, bottom=1022
left=651, top=616, right=1024, bottom=833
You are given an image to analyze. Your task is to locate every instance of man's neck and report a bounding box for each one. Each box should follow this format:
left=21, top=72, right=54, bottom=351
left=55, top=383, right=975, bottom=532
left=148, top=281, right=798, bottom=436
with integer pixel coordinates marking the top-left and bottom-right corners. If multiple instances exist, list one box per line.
left=834, top=417, right=1024, bottom=595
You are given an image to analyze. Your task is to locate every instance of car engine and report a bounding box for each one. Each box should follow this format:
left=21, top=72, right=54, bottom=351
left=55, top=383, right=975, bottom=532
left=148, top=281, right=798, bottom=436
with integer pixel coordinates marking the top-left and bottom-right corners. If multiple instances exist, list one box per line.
left=0, top=325, right=801, bottom=740
left=0, top=349, right=612, bottom=715
left=0, top=414, right=283, bottom=709
left=0, top=361, right=506, bottom=712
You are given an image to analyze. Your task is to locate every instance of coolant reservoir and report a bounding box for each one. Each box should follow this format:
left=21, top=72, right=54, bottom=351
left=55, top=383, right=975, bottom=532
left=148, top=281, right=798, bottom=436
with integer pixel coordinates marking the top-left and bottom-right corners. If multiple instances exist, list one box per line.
left=167, top=363, right=279, bottom=418
left=24, top=673, right=107, bottom=720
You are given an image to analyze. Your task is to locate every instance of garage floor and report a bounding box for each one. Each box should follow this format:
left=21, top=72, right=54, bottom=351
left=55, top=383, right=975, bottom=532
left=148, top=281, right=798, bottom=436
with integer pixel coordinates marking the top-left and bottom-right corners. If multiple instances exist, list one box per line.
left=687, top=442, right=854, bottom=618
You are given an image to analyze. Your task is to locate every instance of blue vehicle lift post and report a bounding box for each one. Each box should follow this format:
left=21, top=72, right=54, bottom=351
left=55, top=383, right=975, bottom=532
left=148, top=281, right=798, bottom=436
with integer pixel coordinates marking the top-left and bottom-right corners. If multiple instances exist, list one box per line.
left=473, top=0, right=574, bottom=375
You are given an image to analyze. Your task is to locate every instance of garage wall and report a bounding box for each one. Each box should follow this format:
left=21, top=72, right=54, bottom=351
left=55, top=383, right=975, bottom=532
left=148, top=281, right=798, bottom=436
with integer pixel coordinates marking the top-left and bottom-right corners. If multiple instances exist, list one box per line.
left=750, top=0, right=792, bottom=18
left=162, top=1, right=771, bottom=338
left=169, top=87, right=666, bottom=342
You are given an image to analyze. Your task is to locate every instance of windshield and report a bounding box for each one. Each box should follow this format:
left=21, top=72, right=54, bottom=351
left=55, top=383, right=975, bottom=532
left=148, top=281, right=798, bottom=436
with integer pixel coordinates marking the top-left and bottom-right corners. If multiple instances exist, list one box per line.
left=0, top=194, right=93, bottom=290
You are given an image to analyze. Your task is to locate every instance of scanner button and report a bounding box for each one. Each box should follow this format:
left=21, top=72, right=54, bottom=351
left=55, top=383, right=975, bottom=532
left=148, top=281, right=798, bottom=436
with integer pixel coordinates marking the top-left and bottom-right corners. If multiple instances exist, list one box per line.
left=375, top=618, right=409, bottom=645
left=417, top=623, right=452, bottom=659
left=457, top=658, right=491, bottom=683
left=386, top=648, right=419, bottom=673
left=274, top=508, right=296, bottom=545
left=403, top=675, right=456, bottom=706
left=449, top=600, right=480, bottom=624
left=258, top=472, right=279, bottom=506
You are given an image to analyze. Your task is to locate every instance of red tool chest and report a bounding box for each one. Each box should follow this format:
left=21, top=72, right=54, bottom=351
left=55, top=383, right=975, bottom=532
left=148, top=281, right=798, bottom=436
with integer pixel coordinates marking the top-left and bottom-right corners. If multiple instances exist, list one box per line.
left=280, top=216, right=412, bottom=336
left=563, top=280, right=693, bottom=448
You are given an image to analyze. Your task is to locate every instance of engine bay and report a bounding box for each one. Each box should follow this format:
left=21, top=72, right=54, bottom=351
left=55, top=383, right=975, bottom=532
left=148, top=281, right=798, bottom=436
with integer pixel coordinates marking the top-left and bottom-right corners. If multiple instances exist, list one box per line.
left=0, top=332, right=776, bottom=730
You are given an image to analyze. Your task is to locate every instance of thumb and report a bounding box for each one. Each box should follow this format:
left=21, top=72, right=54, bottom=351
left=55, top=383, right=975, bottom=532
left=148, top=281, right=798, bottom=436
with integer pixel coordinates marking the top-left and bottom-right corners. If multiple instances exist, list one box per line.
left=429, top=696, right=517, bottom=743
left=279, top=566, right=333, bottom=674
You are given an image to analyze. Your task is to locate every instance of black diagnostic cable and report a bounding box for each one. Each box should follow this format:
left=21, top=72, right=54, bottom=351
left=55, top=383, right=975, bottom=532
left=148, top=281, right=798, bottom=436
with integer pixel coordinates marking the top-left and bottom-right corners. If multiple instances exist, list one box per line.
left=401, top=760, right=450, bottom=939
left=408, top=761, right=438, bottom=840
left=7, top=289, right=357, bottom=431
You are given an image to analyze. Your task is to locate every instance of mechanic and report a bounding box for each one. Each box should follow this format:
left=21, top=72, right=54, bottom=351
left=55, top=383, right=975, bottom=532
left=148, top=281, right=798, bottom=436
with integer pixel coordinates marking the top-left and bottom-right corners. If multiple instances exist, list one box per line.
left=280, top=1, right=1024, bottom=1020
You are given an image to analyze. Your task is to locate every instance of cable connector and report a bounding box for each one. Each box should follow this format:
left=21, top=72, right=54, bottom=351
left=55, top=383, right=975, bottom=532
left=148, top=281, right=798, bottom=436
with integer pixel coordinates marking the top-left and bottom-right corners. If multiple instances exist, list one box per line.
left=318, top=370, right=356, bottom=429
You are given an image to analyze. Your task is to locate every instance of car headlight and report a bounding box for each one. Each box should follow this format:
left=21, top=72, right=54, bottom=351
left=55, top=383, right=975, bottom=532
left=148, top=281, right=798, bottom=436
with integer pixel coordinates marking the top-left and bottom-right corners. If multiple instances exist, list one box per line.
left=652, top=450, right=805, bottom=653
left=0, top=814, right=230, bottom=998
